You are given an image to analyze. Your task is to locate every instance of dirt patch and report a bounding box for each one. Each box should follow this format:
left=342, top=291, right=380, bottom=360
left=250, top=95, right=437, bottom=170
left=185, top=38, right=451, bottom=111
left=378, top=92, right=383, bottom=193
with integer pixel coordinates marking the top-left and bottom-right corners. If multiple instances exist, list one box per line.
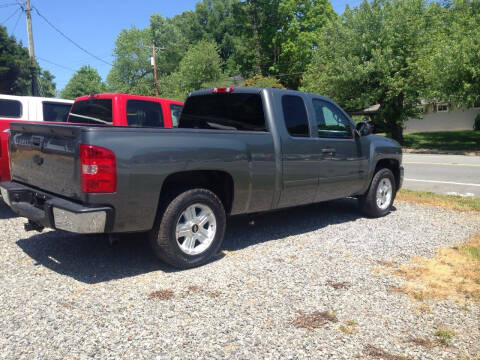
left=393, top=234, right=480, bottom=304
left=291, top=310, right=338, bottom=329
left=405, top=337, right=435, bottom=348
left=364, top=345, right=410, bottom=360
left=326, top=281, right=350, bottom=290
left=396, top=189, right=480, bottom=213
left=149, top=289, right=175, bottom=300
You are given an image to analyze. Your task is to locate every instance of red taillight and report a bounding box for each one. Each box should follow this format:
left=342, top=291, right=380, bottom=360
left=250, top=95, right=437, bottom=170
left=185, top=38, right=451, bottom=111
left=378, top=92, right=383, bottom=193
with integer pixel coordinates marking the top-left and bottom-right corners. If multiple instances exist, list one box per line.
left=80, top=144, right=116, bottom=193
left=212, top=87, right=234, bottom=93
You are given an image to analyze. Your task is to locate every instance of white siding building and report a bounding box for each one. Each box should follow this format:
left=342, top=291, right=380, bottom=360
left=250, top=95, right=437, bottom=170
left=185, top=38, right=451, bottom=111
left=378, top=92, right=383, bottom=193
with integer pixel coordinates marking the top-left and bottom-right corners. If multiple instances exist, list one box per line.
left=405, top=103, right=479, bottom=133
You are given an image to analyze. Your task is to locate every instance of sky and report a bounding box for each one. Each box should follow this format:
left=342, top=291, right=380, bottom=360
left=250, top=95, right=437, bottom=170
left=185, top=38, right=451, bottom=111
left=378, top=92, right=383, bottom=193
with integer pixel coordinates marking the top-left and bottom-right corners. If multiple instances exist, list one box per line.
left=1, top=0, right=361, bottom=94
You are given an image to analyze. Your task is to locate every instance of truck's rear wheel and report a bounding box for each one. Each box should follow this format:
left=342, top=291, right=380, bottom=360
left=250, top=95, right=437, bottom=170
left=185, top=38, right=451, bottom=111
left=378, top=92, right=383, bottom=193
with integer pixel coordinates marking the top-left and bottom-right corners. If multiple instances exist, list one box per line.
left=359, top=168, right=396, bottom=217
left=149, top=188, right=226, bottom=269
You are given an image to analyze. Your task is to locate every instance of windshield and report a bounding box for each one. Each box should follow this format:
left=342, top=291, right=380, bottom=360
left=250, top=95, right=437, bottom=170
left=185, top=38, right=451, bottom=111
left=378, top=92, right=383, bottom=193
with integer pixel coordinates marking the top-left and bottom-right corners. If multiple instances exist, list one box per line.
left=68, top=99, right=113, bottom=125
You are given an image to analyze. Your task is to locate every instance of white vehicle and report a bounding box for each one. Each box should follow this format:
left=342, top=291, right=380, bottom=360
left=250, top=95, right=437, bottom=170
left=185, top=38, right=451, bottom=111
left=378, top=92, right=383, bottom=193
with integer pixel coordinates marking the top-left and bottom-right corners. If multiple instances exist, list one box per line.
left=0, top=94, right=73, bottom=122
left=0, top=95, right=73, bottom=183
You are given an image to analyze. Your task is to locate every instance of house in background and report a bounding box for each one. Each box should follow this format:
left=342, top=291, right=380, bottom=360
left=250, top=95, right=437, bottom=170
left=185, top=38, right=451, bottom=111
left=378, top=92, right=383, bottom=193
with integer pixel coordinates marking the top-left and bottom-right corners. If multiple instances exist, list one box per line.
left=405, top=102, right=479, bottom=133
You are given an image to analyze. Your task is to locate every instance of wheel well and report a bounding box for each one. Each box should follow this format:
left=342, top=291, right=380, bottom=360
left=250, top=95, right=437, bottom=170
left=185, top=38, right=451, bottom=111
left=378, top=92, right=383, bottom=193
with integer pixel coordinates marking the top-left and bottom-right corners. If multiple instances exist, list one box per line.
left=375, top=159, right=400, bottom=190
left=159, top=170, right=234, bottom=214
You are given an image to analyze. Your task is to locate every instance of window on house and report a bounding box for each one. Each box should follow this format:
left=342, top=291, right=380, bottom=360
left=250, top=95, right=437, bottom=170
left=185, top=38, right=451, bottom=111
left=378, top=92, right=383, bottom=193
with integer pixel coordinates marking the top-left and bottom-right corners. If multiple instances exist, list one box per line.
left=437, top=104, right=448, bottom=112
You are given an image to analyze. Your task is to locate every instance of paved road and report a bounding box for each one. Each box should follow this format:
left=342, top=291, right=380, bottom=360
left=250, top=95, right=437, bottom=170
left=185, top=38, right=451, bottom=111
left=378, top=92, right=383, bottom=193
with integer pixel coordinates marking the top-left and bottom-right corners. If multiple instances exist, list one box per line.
left=403, top=153, right=480, bottom=197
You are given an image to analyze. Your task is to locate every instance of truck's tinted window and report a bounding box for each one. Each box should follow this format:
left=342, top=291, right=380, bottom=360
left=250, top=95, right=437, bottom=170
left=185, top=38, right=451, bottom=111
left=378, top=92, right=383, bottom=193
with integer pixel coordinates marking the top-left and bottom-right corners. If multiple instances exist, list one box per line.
left=179, top=93, right=266, bottom=131
left=68, top=99, right=113, bottom=125
left=282, top=95, right=309, bottom=137
left=312, top=99, right=352, bottom=139
left=127, top=100, right=164, bottom=127
left=170, top=104, right=182, bottom=127
left=42, top=102, right=71, bottom=122
left=0, top=99, right=22, bottom=118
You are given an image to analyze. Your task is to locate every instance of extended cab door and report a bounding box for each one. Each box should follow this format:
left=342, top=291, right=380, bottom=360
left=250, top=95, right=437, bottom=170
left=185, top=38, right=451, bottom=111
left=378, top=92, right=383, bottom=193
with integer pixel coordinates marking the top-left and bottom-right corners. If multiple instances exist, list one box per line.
left=277, top=94, right=322, bottom=207
left=309, top=97, right=364, bottom=201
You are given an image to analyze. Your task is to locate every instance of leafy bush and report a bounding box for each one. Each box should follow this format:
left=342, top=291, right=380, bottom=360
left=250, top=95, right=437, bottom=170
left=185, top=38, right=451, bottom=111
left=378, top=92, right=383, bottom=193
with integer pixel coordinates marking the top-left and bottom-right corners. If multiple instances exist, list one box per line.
left=474, top=114, right=480, bottom=131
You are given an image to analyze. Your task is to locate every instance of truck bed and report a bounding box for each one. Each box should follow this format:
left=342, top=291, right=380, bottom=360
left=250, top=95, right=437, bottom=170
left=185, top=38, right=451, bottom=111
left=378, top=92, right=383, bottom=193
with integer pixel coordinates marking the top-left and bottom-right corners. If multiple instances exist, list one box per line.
left=7, top=122, right=277, bottom=232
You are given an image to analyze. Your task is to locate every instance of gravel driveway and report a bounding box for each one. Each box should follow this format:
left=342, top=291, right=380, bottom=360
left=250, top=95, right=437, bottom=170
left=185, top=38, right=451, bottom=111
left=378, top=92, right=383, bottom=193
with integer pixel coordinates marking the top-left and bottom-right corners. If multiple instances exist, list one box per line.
left=0, top=199, right=479, bottom=360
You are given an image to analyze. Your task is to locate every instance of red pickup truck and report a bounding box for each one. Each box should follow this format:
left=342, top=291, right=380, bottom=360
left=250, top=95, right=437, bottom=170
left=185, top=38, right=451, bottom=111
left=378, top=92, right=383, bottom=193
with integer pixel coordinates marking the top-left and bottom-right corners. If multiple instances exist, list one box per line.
left=68, top=93, right=183, bottom=127
left=0, top=93, right=183, bottom=183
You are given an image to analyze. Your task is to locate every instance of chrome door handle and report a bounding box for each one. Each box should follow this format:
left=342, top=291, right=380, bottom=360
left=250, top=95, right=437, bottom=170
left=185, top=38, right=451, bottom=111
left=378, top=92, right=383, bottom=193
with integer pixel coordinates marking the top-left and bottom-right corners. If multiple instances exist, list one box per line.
left=321, top=148, right=335, bottom=154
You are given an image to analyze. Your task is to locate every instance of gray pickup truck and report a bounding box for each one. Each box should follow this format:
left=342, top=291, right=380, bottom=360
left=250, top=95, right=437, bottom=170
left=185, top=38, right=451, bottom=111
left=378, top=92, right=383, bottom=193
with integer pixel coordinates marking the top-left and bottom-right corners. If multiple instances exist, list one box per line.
left=1, top=88, right=403, bottom=268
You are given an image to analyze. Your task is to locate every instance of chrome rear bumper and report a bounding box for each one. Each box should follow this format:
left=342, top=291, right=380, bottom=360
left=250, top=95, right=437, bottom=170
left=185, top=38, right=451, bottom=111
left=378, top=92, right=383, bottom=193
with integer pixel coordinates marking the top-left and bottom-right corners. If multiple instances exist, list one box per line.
left=0, top=181, right=113, bottom=233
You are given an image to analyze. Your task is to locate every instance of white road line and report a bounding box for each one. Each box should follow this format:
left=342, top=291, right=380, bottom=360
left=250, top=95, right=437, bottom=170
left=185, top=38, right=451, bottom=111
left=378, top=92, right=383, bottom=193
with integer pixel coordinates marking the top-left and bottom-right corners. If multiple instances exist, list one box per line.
left=404, top=161, right=480, bottom=167
left=404, top=178, right=480, bottom=187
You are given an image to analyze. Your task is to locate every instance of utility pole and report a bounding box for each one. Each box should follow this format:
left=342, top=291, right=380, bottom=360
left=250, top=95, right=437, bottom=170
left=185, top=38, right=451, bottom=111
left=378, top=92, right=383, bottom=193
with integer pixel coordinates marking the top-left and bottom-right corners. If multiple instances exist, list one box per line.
left=152, top=45, right=159, bottom=97
left=25, top=0, right=38, bottom=96
left=149, top=45, right=164, bottom=97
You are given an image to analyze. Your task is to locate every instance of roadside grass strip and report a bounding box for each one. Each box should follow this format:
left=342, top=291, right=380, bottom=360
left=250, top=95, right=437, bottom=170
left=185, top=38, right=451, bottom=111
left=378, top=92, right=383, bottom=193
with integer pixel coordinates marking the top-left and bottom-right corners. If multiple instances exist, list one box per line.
left=396, top=189, right=480, bottom=212
left=393, top=234, right=480, bottom=304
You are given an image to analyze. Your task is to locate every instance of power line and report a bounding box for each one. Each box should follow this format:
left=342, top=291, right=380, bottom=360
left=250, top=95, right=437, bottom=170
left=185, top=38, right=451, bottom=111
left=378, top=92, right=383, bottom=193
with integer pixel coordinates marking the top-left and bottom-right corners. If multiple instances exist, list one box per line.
left=36, top=56, right=76, bottom=72
left=0, top=3, right=19, bottom=8
left=32, top=5, right=113, bottom=67
left=1, top=5, right=20, bottom=25
left=11, top=6, right=22, bottom=34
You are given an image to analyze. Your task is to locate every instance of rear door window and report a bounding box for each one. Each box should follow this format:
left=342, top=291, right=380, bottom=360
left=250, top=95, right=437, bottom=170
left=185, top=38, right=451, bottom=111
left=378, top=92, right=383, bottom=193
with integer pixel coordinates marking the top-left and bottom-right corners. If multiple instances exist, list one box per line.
left=42, top=102, right=71, bottom=122
left=179, top=93, right=266, bottom=131
left=127, top=100, right=164, bottom=127
left=170, top=104, right=182, bottom=127
left=282, top=95, right=309, bottom=137
left=68, top=99, right=113, bottom=125
left=0, top=99, right=22, bottom=118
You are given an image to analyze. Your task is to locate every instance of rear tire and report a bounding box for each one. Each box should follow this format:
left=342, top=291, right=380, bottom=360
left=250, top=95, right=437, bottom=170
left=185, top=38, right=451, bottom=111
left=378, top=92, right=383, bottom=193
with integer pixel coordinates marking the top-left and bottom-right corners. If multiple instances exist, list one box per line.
left=149, top=188, right=226, bottom=269
left=359, top=168, right=396, bottom=218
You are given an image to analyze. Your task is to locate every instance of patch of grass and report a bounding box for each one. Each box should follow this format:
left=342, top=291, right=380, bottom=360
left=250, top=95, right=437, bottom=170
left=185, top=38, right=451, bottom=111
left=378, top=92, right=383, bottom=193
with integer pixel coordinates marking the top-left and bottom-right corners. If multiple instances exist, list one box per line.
left=339, top=325, right=356, bottom=334
left=339, top=320, right=359, bottom=335
left=396, top=189, right=480, bottom=212
left=413, top=303, right=431, bottom=313
left=393, top=234, right=480, bottom=304
left=461, top=241, right=480, bottom=259
left=291, top=310, right=338, bottom=329
left=434, top=328, right=456, bottom=346
left=402, top=130, right=480, bottom=151
left=364, top=345, right=410, bottom=360
left=149, top=289, right=175, bottom=300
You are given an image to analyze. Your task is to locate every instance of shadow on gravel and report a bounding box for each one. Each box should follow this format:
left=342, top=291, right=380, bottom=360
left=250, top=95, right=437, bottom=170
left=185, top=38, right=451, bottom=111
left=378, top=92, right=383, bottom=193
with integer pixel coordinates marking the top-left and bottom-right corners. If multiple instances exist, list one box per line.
left=15, top=198, right=392, bottom=284
left=223, top=198, right=375, bottom=251
left=16, top=232, right=175, bottom=284
left=0, top=200, right=18, bottom=219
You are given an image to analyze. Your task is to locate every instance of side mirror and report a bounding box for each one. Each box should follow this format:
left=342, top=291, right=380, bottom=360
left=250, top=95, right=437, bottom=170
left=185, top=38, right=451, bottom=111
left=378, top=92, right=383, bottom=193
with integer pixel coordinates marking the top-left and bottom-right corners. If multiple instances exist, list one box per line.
left=356, top=121, right=374, bottom=136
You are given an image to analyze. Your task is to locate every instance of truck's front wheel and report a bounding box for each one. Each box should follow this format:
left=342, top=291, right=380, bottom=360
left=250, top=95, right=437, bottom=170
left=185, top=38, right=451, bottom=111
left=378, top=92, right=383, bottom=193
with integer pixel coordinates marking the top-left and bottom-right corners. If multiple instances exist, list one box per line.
left=359, top=168, right=396, bottom=217
left=149, top=188, right=226, bottom=269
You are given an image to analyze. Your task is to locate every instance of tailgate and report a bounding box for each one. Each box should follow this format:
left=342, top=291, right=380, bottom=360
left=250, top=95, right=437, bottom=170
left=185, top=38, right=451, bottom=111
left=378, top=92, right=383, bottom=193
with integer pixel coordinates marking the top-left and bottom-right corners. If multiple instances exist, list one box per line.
left=9, top=123, right=82, bottom=199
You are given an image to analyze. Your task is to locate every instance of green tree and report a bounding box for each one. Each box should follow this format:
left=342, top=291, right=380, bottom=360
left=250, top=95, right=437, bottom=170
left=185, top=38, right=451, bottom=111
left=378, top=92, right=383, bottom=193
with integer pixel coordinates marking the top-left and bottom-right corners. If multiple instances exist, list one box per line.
left=0, top=25, right=35, bottom=95
left=272, top=0, right=336, bottom=88
left=244, top=74, right=285, bottom=88
left=38, top=70, right=57, bottom=97
left=419, top=0, right=480, bottom=107
left=107, top=27, right=154, bottom=95
left=302, top=0, right=431, bottom=142
left=61, top=65, right=106, bottom=99
left=160, top=40, right=223, bottom=100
